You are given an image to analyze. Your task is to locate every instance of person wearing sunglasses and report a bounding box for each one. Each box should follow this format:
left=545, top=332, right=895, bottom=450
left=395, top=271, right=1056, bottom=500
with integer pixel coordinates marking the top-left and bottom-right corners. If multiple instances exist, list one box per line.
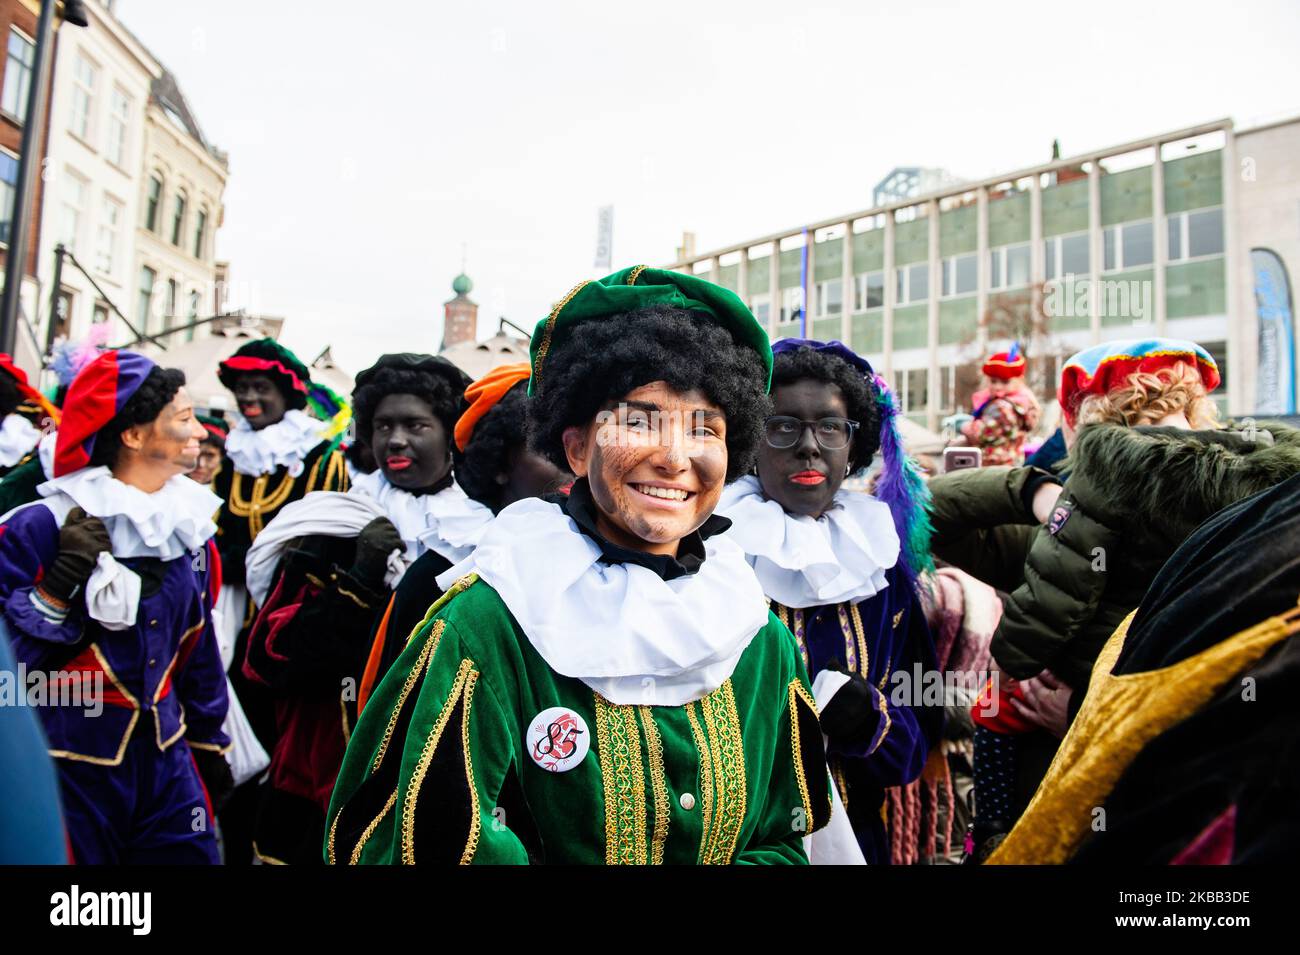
left=718, top=338, right=943, bottom=864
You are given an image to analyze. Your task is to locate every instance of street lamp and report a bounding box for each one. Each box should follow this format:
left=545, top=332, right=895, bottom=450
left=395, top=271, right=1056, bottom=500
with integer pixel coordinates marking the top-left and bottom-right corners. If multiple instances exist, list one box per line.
left=0, top=1, right=89, bottom=357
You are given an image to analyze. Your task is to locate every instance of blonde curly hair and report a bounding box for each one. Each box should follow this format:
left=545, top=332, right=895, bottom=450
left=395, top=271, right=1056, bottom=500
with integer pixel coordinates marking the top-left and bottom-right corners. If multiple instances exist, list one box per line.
left=1074, top=360, right=1220, bottom=429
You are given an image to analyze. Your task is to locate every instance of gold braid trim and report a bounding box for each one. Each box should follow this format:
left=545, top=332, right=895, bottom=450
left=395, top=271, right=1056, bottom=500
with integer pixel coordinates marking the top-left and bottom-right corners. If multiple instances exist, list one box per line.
left=400, top=658, right=475, bottom=865
left=626, top=264, right=648, bottom=285
left=849, top=602, right=871, bottom=681
left=787, top=680, right=816, bottom=828
left=348, top=790, right=397, bottom=865
left=639, top=706, right=670, bottom=866
left=531, top=279, right=591, bottom=392
left=685, top=702, right=715, bottom=864
left=372, top=620, right=445, bottom=772
left=869, top=687, right=892, bottom=756
left=327, top=806, right=341, bottom=864
left=459, top=670, right=481, bottom=865
left=228, top=471, right=296, bottom=539
left=412, top=574, right=479, bottom=643
left=990, top=609, right=1297, bottom=865
left=701, top=680, right=748, bottom=863
left=593, top=693, right=648, bottom=865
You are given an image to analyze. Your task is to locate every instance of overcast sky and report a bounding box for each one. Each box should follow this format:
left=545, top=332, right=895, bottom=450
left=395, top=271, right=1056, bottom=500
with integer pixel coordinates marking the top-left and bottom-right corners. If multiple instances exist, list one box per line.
left=114, top=0, right=1300, bottom=375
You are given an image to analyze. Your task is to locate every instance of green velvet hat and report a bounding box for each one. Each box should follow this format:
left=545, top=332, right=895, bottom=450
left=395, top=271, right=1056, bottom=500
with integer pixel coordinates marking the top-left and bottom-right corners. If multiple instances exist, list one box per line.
left=527, top=265, right=773, bottom=396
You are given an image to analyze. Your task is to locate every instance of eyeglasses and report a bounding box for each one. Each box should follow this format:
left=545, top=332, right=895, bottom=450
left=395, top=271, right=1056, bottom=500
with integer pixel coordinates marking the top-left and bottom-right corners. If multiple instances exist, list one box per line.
left=763, top=416, right=860, bottom=451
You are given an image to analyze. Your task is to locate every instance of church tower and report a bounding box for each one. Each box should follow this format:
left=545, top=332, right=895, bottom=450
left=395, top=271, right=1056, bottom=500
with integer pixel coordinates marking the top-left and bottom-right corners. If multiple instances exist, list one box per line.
left=441, top=272, right=478, bottom=351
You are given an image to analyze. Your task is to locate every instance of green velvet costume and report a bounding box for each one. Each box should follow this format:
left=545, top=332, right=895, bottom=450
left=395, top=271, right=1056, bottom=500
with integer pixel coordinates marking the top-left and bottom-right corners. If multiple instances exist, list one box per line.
left=326, top=574, right=831, bottom=865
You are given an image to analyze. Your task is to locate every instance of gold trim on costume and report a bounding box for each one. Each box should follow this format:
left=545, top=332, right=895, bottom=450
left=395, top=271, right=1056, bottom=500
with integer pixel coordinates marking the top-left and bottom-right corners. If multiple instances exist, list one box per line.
left=787, top=680, right=817, bottom=826
left=593, top=693, right=648, bottom=865
left=699, top=680, right=748, bottom=863
left=848, top=603, right=870, bottom=680
left=49, top=644, right=140, bottom=766
left=990, top=609, right=1298, bottom=865
left=685, top=701, right=715, bottom=863
left=227, top=471, right=296, bottom=539
left=626, top=265, right=648, bottom=285
left=531, top=280, right=592, bottom=391
left=411, top=573, right=478, bottom=643
left=639, top=705, right=670, bottom=865
left=348, top=790, right=397, bottom=865
left=400, top=658, right=475, bottom=865
left=459, top=670, right=481, bottom=865
left=372, top=620, right=445, bottom=772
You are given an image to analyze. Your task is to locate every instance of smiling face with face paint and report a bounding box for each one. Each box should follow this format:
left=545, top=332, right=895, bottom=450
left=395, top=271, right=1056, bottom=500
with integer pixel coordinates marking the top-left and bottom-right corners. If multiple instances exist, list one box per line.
left=561, top=381, right=728, bottom=557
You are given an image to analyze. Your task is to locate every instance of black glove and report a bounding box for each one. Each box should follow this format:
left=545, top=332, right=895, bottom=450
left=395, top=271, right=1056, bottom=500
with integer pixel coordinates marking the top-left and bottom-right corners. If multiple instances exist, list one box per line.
left=190, top=747, right=235, bottom=813
left=818, top=667, right=882, bottom=747
left=43, top=507, right=111, bottom=601
left=351, top=517, right=402, bottom=587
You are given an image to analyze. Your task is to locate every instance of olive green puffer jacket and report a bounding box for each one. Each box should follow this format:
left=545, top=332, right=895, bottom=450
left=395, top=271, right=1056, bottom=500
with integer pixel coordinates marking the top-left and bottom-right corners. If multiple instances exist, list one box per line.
left=928, top=421, right=1300, bottom=689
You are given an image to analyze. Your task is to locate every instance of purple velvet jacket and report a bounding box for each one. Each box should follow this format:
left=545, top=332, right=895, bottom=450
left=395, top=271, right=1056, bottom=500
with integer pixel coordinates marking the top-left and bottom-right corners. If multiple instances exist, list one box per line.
left=0, top=504, right=229, bottom=764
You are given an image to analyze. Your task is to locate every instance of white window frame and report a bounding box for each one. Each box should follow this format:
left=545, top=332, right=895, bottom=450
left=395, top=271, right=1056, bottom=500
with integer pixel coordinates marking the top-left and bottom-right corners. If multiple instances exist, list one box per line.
left=2, top=27, right=35, bottom=123
left=780, top=286, right=805, bottom=324
left=895, top=262, right=929, bottom=306
left=1043, top=230, right=1091, bottom=281
left=106, top=85, right=131, bottom=168
left=1166, top=205, right=1225, bottom=264
left=69, top=51, right=98, bottom=144
left=59, top=167, right=88, bottom=254
left=990, top=242, right=1031, bottom=289
left=95, top=193, right=123, bottom=276
left=193, top=206, right=208, bottom=260
left=854, top=270, right=885, bottom=311
left=941, top=253, right=978, bottom=298
left=749, top=293, right=771, bottom=327
left=1103, top=219, right=1154, bottom=272
left=815, top=278, right=842, bottom=317
left=0, top=146, right=18, bottom=248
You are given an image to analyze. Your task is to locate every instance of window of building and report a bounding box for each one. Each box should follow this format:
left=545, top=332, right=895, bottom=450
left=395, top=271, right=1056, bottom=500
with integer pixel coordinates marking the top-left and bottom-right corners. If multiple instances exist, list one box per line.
left=750, top=293, right=771, bottom=326
left=92, top=301, right=109, bottom=326
left=95, top=195, right=122, bottom=275
left=906, top=368, right=929, bottom=413
left=2, top=29, right=35, bottom=122
left=1044, top=231, right=1090, bottom=281
left=188, top=289, right=201, bottom=322
left=939, top=365, right=957, bottom=414
left=781, top=286, right=804, bottom=324
left=816, top=279, right=842, bottom=317
left=193, top=208, right=207, bottom=259
left=107, top=87, right=130, bottom=167
left=855, top=271, right=885, bottom=310
left=1203, top=340, right=1227, bottom=393
left=896, top=262, right=929, bottom=305
left=144, top=174, right=162, bottom=231
left=69, top=52, right=97, bottom=143
left=137, top=266, right=156, bottom=334
left=990, top=243, right=1031, bottom=289
left=170, top=190, right=186, bottom=246
left=941, top=253, right=977, bottom=297
left=1103, top=220, right=1154, bottom=271
left=1166, top=207, right=1224, bottom=261
left=165, top=278, right=178, bottom=327
left=0, top=150, right=17, bottom=245
left=59, top=169, right=87, bottom=253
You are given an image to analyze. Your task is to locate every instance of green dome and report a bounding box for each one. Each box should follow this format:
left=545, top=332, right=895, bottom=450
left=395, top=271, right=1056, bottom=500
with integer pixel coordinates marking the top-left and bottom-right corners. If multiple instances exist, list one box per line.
left=452, top=273, right=473, bottom=295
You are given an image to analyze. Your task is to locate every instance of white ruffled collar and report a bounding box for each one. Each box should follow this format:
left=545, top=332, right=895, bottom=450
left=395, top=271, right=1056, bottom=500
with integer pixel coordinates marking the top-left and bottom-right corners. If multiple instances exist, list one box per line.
left=348, top=470, right=493, bottom=563
left=225, top=409, right=327, bottom=478
left=436, top=497, right=769, bottom=706
left=35, top=466, right=220, bottom=560
left=717, top=475, right=900, bottom=609
left=0, top=414, right=39, bottom=468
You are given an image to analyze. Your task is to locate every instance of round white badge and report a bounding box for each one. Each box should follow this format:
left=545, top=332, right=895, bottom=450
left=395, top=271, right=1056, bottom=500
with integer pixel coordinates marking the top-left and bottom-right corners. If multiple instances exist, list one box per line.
left=526, top=706, right=591, bottom=773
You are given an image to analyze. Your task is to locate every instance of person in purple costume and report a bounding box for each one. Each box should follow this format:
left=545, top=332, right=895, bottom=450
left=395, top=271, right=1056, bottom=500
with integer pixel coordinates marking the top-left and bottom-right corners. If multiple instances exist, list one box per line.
left=718, top=339, right=943, bottom=863
left=0, top=350, right=230, bottom=864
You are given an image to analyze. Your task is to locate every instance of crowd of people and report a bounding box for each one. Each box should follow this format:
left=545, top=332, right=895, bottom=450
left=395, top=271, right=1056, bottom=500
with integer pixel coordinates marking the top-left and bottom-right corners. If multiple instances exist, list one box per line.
left=0, top=265, right=1296, bottom=865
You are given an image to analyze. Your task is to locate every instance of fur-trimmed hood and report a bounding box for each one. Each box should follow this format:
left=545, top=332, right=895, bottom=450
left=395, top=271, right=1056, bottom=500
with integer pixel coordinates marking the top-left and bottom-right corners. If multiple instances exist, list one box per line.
left=1067, top=421, right=1300, bottom=549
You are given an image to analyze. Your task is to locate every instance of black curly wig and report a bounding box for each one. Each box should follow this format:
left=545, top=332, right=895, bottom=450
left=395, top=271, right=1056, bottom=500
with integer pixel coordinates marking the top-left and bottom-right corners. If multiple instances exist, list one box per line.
left=771, top=346, right=881, bottom=474
left=0, top=373, right=21, bottom=418
left=352, top=367, right=463, bottom=446
left=451, top=380, right=527, bottom=512
left=90, top=366, right=187, bottom=469
left=528, top=305, right=771, bottom=483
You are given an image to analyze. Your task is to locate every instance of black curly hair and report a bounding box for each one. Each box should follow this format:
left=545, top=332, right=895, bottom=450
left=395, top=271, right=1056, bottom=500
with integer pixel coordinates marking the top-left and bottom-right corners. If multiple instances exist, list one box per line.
left=352, top=367, right=462, bottom=446
left=771, top=346, right=881, bottom=474
left=0, top=373, right=21, bottom=418
left=90, top=366, right=187, bottom=469
left=528, top=305, right=771, bottom=483
left=451, top=380, right=527, bottom=512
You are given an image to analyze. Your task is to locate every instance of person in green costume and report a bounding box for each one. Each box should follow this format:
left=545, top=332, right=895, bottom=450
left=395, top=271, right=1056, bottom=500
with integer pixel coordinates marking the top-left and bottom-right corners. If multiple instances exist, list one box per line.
left=327, top=265, right=832, bottom=864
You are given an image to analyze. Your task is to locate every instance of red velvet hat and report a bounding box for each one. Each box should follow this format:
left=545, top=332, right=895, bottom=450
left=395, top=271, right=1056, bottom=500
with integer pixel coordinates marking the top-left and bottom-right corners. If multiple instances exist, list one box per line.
left=54, top=350, right=157, bottom=476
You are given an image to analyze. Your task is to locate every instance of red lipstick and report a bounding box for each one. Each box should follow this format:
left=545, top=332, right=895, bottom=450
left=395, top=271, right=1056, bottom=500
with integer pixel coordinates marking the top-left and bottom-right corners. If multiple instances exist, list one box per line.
left=790, top=470, right=826, bottom=486
left=386, top=457, right=412, bottom=471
